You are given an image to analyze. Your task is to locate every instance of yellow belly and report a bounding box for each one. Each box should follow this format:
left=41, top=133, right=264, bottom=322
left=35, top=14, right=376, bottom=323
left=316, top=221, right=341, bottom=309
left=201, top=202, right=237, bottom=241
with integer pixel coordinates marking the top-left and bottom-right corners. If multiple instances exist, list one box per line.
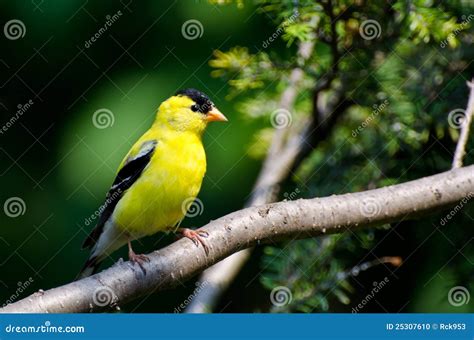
left=112, top=133, right=206, bottom=238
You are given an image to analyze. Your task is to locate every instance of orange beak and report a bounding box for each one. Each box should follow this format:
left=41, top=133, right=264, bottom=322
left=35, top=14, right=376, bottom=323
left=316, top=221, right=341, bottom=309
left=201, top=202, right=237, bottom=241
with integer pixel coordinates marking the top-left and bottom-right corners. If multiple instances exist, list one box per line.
left=206, top=107, right=228, bottom=122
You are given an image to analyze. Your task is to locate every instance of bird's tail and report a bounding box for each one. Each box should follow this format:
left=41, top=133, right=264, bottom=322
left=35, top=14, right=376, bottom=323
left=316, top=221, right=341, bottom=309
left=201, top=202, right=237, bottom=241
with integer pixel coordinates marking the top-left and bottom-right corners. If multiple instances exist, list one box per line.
left=77, top=254, right=103, bottom=280
left=77, top=220, right=126, bottom=280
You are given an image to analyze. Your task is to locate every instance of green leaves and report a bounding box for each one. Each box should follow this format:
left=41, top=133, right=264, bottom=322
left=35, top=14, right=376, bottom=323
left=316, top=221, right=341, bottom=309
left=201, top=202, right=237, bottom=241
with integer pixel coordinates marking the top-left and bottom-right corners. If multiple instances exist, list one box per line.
left=210, top=48, right=276, bottom=92
left=283, top=22, right=314, bottom=45
left=394, top=1, right=469, bottom=46
left=209, top=0, right=474, bottom=312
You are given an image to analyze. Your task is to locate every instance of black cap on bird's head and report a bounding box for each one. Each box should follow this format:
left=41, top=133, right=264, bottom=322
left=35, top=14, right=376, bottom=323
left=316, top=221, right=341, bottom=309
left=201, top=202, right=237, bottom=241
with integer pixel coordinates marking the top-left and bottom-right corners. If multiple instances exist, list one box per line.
left=175, top=88, right=227, bottom=122
left=175, top=88, right=213, bottom=113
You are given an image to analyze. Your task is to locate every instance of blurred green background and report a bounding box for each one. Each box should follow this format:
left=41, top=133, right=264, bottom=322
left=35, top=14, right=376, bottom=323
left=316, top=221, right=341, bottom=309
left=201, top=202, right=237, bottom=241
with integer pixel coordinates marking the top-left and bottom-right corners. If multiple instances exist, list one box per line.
left=0, top=0, right=473, bottom=313
left=0, top=0, right=267, bottom=312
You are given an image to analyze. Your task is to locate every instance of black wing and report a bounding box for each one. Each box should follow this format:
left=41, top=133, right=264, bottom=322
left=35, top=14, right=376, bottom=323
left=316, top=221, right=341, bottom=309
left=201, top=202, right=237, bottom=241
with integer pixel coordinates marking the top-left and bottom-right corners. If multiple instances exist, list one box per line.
left=82, top=140, right=158, bottom=249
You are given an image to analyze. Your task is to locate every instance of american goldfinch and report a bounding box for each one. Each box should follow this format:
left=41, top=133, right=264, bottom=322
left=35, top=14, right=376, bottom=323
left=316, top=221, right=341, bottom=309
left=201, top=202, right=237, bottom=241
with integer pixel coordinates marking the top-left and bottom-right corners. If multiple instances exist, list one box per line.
left=78, top=89, right=227, bottom=278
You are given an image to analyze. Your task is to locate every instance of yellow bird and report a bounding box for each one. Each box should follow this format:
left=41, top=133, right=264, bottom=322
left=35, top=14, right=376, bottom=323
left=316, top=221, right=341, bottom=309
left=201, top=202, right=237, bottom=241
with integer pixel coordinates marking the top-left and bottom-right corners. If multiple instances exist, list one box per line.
left=78, top=89, right=227, bottom=278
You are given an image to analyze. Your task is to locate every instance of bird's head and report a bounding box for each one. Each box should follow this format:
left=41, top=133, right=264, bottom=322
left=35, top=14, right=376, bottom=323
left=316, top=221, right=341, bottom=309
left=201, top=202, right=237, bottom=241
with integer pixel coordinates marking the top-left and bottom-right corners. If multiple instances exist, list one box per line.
left=156, top=88, right=227, bottom=135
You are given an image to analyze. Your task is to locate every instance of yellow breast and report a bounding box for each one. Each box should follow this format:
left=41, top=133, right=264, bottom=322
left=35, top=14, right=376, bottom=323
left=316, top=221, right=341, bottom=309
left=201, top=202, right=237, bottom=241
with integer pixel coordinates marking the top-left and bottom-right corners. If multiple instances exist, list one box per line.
left=112, top=129, right=206, bottom=238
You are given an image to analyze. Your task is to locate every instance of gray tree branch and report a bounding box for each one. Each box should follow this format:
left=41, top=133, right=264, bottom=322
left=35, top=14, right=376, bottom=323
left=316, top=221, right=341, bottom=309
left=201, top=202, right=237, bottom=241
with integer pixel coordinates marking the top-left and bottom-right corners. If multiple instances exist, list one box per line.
left=2, top=165, right=473, bottom=313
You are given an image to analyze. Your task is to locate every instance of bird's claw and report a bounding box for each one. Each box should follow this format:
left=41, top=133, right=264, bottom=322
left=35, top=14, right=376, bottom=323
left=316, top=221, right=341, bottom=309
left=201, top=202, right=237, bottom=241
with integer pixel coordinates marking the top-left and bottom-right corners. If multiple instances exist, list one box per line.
left=196, top=230, right=209, bottom=238
left=178, top=228, right=210, bottom=255
left=129, top=251, right=149, bottom=274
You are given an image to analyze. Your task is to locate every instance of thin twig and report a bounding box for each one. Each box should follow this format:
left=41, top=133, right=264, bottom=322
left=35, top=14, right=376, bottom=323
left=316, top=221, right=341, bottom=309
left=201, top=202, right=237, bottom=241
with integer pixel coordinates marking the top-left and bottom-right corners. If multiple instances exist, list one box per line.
left=452, top=79, right=474, bottom=168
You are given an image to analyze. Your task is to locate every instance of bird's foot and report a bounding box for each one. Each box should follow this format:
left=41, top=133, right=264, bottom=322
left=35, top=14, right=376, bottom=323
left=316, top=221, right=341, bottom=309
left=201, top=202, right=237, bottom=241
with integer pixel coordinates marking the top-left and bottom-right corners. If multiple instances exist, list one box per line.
left=128, top=243, right=149, bottom=273
left=177, top=228, right=209, bottom=255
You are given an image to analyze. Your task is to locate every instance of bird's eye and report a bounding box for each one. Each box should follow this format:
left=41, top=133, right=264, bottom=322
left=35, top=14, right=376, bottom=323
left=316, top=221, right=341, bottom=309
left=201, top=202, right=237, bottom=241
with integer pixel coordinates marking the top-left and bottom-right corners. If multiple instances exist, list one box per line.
left=191, top=104, right=199, bottom=112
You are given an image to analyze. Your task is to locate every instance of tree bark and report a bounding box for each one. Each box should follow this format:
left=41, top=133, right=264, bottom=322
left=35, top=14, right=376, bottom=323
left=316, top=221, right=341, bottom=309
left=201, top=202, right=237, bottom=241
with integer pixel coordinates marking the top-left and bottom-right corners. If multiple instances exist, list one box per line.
left=2, top=165, right=473, bottom=313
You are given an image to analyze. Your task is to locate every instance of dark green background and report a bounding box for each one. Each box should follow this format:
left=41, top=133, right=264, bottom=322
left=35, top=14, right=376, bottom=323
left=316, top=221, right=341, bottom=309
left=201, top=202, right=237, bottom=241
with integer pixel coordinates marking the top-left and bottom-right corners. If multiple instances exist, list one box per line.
left=0, top=0, right=269, bottom=312
left=0, top=1, right=472, bottom=313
